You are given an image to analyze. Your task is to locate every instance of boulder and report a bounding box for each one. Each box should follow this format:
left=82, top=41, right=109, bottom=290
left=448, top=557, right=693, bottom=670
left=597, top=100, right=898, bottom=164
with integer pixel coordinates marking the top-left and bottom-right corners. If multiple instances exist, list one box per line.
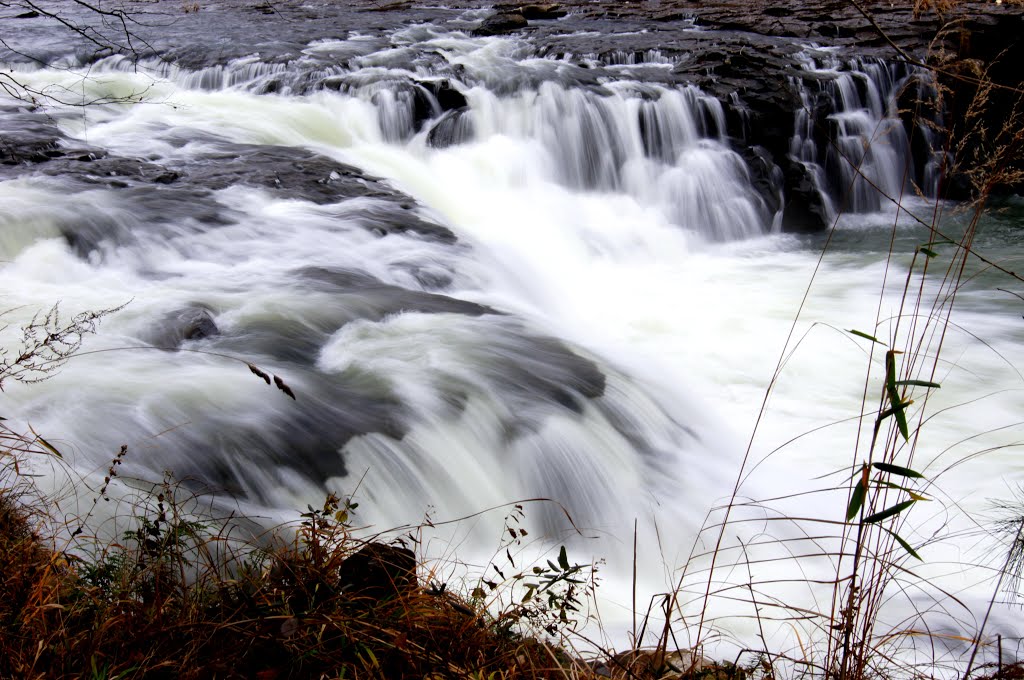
left=143, top=307, right=220, bottom=349
left=741, top=145, right=784, bottom=221
left=179, top=308, right=219, bottom=341
left=427, top=108, right=474, bottom=149
left=494, top=3, right=567, bottom=20
left=422, top=78, right=468, bottom=113
left=782, top=162, right=831, bottom=232
left=473, top=10, right=528, bottom=36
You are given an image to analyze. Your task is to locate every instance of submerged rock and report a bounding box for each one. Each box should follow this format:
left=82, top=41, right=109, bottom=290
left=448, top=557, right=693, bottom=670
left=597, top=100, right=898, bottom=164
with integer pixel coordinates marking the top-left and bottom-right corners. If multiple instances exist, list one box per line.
left=426, top=108, right=475, bottom=149
left=142, top=307, right=220, bottom=349
left=293, top=266, right=495, bottom=322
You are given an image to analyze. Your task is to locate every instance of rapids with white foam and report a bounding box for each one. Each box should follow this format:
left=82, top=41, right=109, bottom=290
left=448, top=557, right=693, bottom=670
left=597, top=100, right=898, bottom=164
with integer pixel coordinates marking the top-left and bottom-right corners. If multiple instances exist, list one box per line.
left=2, top=8, right=1023, bottom=664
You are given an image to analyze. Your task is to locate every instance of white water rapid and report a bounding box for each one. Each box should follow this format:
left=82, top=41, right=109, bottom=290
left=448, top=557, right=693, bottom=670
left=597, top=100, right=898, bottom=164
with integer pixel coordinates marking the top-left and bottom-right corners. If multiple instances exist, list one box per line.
left=2, top=11, right=1023, bottom=665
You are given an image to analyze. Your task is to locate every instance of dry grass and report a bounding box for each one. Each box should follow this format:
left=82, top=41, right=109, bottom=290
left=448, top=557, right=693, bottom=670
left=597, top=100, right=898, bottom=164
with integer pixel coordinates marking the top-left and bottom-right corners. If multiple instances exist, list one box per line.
left=0, top=464, right=584, bottom=679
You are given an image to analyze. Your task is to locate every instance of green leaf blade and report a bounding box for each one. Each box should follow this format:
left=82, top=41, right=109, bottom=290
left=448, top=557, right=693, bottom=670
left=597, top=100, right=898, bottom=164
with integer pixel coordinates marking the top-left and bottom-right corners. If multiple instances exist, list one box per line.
left=846, top=478, right=867, bottom=521
left=884, top=528, right=922, bottom=560
left=872, top=462, right=925, bottom=479
left=893, top=403, right=910, bottom=441
left=893, top=379, right=941, bottom=388
left=848, top=329, right=885, bottom=345
left=863, top=499, right=916, bottom=524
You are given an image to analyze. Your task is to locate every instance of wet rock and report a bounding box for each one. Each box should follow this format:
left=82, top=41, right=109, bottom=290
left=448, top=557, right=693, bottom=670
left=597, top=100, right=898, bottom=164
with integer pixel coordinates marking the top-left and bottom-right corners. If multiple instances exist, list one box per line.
left=294, top=266, right=496, bottom=320
left=352, top=202, right=457, bottom=243
left=365, top=0, right=415, bottom=11
left=426, top=108, right=475, bottom=148
left=494, top=3, right=566, bottom=19
left=0, top=112, right=73, bottom=167
left=742, top=145, right=784, bottom=220
left=175, top=364, right=406, bottom=498
left=339, top=543, right=417, bottom=600
left=40, top=156, right=179, bottom=186
left=473, top=10, right=528, bottom=36
left=487, top=329, right=606, bottom=416
left=173, top=144, right=458, bottom=241
left=142, top=307, right=220, bottom=349
left=815, top=22, right=857, bottom=39
left=179, top=308, right=219, bottom=341
left=422, top=79, right=468, bottom=113
left=896, top=71, right=946, bottom=195
left=181, top=144, right=385, bottom=203
left=782, top=162, right=831, bottom=232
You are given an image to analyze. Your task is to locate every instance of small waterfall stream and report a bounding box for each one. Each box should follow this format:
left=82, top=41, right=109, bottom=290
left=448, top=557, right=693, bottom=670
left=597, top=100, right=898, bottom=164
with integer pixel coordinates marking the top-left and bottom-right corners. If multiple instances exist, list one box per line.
left=790, top=51, right=923, bottom=221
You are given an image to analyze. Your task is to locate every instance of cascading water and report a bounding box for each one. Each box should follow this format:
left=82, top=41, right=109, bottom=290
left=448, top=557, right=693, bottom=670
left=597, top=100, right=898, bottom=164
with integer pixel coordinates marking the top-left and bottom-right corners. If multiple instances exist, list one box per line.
left=790, top=51, right=924, bottom=216
left=1, top=4, right=1022, bottom=659
left=1, top=24, right=750, bottom=539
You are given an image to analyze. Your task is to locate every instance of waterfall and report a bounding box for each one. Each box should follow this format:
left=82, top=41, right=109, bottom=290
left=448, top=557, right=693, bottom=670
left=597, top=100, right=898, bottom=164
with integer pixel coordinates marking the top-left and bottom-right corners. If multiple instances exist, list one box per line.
left=790, top=51, right=926, bottom=216
left=2, top=8, right=1022, bottom=655
left=82, top=50, right=774, bottom=242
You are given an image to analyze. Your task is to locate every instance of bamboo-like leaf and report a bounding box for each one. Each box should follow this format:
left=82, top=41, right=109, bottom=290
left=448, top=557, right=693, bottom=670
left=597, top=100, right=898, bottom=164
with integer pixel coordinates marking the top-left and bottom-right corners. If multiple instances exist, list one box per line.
left=894, top=406, right=910, bottom=441
left=878, top=399, right=913, bottom=441
left=863, top=499, right=916, bottom=524
left=847, top=477, right=867, bottom=521
left=878, top=399, right=914, bottom=420
left=29, top=425, right=63, bottom=458
left=883, top=527, right=922, bottom=560
left=884, top=351, right=905, bottom=439
left=885, top=350, right=898, bottom=393
left=872, top=462, right=925, bottom=479
left=848, top=329, right=885, bottom=345
left=919, top=248, right=938, bottom=258
left=558, top=545, right=570, bottom=571
left=36, top=436, right=64, bottom=458
left=876, top=482, right=931, bottom=502
left=878, top=479, right=922, bottom=492
left=886, top=384, right=902, bottom=407
left=893, top=379, right=941, bottom=388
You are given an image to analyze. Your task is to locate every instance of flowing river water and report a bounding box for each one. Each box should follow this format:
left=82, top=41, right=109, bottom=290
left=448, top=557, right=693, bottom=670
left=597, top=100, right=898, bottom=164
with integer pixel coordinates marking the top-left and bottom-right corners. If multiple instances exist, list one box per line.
left=2, top=1, right=1023, bottom=663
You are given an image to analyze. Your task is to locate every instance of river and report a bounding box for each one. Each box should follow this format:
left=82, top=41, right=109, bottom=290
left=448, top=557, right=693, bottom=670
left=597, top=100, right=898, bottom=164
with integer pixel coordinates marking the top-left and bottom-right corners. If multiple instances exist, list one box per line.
left=2, top=0, right=1023, bottom=665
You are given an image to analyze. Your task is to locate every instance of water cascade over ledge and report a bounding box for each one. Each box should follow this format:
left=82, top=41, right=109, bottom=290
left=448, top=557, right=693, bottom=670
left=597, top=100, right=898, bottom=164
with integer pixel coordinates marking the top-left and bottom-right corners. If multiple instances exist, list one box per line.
left=1, top=0, right=1022, bottom=658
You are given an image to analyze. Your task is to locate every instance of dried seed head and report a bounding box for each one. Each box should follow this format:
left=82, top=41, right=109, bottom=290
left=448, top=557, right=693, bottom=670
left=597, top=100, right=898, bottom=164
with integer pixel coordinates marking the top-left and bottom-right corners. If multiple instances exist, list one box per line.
left=273, top=375, right=296, bottom=400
